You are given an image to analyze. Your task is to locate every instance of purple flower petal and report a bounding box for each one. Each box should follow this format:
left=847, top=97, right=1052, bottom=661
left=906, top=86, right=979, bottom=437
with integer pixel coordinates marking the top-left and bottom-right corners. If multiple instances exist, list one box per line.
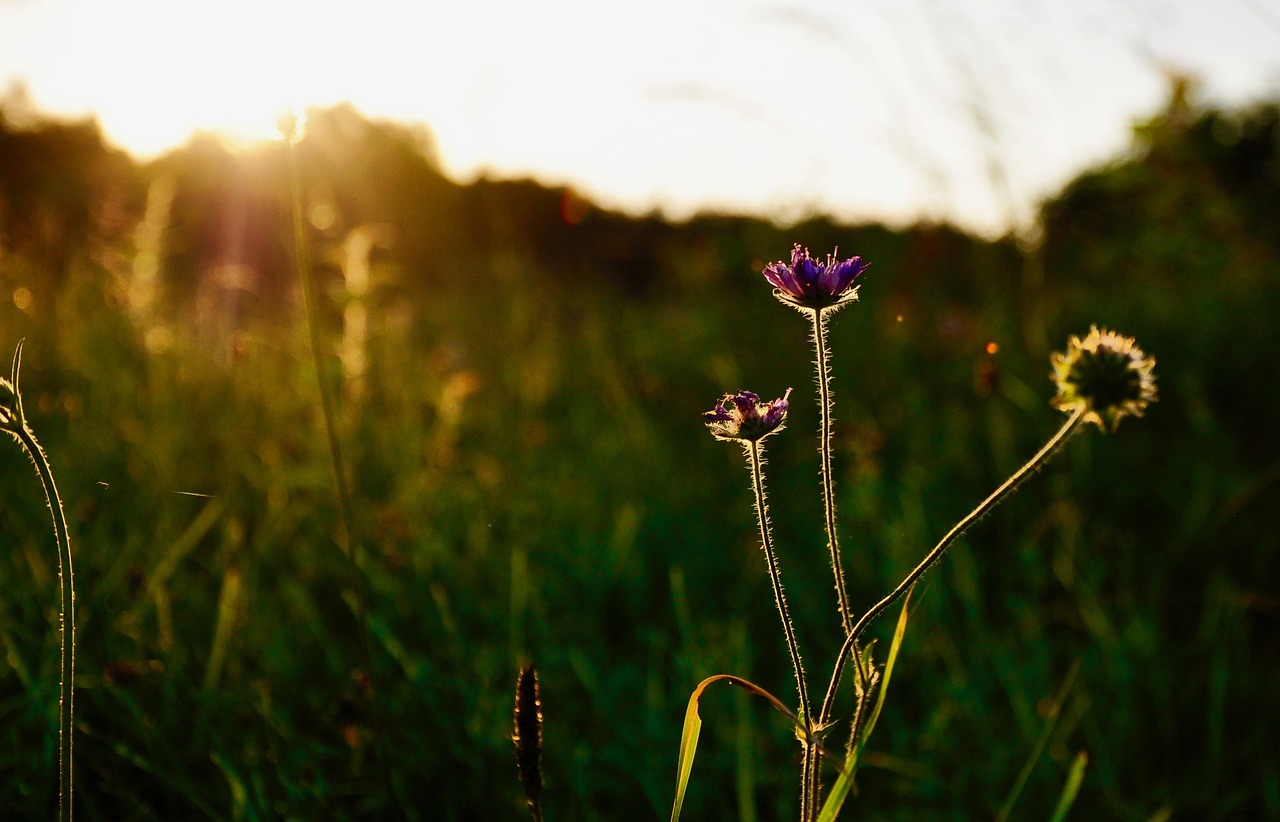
left=703, top=389, right=791, bottom=442
left=763, top=261, right=800, bottom=294
left=760, top=244, right=869, bottom=309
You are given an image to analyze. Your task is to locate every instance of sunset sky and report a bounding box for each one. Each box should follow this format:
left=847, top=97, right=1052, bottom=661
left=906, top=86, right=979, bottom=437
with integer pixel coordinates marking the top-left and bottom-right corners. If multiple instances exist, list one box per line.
left=2, top=0, right=1278, bottom=234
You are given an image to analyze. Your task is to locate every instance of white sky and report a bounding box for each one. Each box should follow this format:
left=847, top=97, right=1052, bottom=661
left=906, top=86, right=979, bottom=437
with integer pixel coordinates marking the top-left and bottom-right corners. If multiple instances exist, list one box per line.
left=2, top=0, right=1279, bottom=234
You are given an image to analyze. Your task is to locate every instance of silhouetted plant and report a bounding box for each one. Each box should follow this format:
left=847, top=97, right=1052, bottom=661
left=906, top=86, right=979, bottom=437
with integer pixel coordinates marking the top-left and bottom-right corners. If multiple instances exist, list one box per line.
left=669, top=247, right=1158, bottom=821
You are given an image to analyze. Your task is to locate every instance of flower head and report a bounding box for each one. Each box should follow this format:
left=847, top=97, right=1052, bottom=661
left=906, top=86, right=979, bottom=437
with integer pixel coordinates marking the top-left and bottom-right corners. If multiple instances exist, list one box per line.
left=762, top=244, right=869, bottom=311
left=1050, top=326, right=1157, bottom=433
left=704, top=388, right=792, bottom=442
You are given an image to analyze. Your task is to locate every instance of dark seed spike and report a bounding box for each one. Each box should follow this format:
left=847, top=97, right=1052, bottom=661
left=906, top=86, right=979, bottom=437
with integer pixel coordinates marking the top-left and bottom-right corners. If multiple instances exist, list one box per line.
left=513, top=665, right=544, bottom=820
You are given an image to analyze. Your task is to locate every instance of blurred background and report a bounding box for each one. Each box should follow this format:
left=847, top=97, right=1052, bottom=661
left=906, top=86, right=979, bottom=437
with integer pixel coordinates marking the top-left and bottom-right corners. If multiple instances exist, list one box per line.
left=1, top=1, right=1279, bottom=819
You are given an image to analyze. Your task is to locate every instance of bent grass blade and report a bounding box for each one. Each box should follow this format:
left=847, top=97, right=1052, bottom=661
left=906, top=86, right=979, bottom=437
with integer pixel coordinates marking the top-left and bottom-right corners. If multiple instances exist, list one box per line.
left=670, top=674, right=844, bottom=822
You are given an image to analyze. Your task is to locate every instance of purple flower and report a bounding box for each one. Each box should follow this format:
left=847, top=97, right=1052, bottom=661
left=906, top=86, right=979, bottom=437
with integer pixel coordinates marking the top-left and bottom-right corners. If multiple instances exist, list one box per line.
left=704, top=388, right=792, bottom=442
left=762, top=244, right=869, bottom=311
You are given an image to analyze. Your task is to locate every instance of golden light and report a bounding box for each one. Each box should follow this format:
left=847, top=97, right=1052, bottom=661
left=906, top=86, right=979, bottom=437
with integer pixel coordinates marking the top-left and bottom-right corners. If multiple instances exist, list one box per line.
left=12, top=286, right=34, bottom=312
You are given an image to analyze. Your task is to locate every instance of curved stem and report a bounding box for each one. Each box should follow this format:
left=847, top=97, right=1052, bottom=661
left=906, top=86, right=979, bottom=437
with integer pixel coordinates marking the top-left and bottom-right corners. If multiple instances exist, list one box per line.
left=810, top=308, right=854, bottom=637
left=15, top=425, right=74, bottom=822
left=819, top=409, right=1087, bottom=728
left=745, top=441, right=813, bottom=815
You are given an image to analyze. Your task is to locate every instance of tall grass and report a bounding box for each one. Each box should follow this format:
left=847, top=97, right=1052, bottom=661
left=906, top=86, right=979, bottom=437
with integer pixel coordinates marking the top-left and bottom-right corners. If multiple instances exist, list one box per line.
left=0, top=201, right=1274, bottom=818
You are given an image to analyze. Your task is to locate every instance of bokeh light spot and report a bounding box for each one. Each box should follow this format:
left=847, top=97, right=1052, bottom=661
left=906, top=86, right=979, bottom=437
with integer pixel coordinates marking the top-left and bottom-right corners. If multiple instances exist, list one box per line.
left=12, top=286, right=33, bottom=311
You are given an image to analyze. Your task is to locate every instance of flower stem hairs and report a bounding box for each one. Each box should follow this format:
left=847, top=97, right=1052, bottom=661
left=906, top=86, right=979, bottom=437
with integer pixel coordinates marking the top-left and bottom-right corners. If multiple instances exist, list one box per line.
left=703, top=387, right=816, bottom=817
left=762, top=246, right=869, bottom=639
left=1, top=342, right=76, bottom=822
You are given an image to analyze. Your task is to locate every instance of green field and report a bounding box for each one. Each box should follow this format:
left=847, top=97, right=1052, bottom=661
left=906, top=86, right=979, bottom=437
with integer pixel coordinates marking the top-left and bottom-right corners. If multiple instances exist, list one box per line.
left=1, top=91, right=1278, bottom=819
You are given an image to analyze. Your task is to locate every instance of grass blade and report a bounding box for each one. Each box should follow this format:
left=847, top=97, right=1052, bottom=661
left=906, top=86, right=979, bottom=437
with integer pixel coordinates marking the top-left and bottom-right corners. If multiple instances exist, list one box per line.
left=669, top=681, right=705, bottom=822
left=1048, top=751, right=1088, bottom=822
left=817, top=587, right=914, bottom=822
left=670, top=674, right=829, bottom=822
left=202, top=567, right=244, bottom=692
left=996, top=659, right=1081, bottom=822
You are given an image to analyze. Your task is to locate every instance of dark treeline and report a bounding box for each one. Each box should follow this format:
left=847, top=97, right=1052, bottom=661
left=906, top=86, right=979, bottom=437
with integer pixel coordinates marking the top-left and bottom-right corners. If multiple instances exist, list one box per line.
left=0, top=101, right=1018, bottom=324
left=3, top=84, right=1277, bottom=356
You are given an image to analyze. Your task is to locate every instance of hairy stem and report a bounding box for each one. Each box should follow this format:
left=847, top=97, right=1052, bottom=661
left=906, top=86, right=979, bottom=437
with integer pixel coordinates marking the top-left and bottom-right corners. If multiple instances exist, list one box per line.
left=810, top=306, right=869, bottom=757
left=14, top=423, right=74, bottom=822
left=286, top=133, right=397, bottom=809
left=820, top=409, right=1087, bottom=728
left=844, top=667, right=874, bottom=761
left=804, top=744, right=822, bottom=822
left=801, top=744, right=813, bottom=822
left=810, top=308, right=854, bottom=637
left=745, top=440, right=813, bottom=818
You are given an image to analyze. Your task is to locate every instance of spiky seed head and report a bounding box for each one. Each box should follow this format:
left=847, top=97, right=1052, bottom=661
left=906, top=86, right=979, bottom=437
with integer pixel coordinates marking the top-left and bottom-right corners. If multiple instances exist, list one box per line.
left=513, top=666, right=543, bottom=815
left=1050, top=326, right=1157, bottom=433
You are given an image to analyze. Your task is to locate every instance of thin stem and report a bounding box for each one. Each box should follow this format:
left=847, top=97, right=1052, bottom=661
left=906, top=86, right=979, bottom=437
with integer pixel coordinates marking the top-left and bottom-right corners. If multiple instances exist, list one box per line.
left=14, top=424, right=74, bottom=822
left=286, top=134, right=398, bottom=810
left=744, top=440, right=813, bottom=817
left=804, top=744, right=821, bottom=822
left=810, top=308, right=854, bottom=637
left=801, top=744, right=813, bottom=822
left=819, top=409, right=1087, bottom=728
left=843, top=669, right=876, bottom=766
left=810, top=306, right=869, bottom=750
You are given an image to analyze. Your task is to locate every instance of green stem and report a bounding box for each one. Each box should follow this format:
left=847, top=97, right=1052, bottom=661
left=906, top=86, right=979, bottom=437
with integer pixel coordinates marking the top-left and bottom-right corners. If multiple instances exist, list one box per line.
left=14, top=423, right=74, bottom=822
left=745, top=440, right=813, bottom=818
left=810, top=308, right=854, bottom=637
left=819, top=409, right=1087, bottom=729
left=286, top=133, right=398, bottom=810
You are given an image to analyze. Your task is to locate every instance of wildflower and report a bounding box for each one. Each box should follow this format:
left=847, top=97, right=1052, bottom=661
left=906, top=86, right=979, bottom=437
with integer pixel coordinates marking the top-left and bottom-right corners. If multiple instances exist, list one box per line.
left=762, top=244, right=869, bottom=311
left=761, top=243, right=869, bottom=635
left=1050, top=326, right=1157, bottom=433
left=704, top=389, right=792, bottom=442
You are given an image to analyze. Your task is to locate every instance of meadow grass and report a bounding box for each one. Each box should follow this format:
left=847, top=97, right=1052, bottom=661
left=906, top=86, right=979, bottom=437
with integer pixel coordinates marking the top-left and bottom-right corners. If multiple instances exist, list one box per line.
left=0, top=183, right=1276, bottom=820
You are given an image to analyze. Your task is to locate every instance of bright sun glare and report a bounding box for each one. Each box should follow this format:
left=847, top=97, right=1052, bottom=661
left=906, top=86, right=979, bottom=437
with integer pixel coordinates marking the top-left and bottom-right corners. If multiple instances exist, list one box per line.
left=3, top=0, right=1279, bottom=233
left=50, top=1, right=324, bottom=154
